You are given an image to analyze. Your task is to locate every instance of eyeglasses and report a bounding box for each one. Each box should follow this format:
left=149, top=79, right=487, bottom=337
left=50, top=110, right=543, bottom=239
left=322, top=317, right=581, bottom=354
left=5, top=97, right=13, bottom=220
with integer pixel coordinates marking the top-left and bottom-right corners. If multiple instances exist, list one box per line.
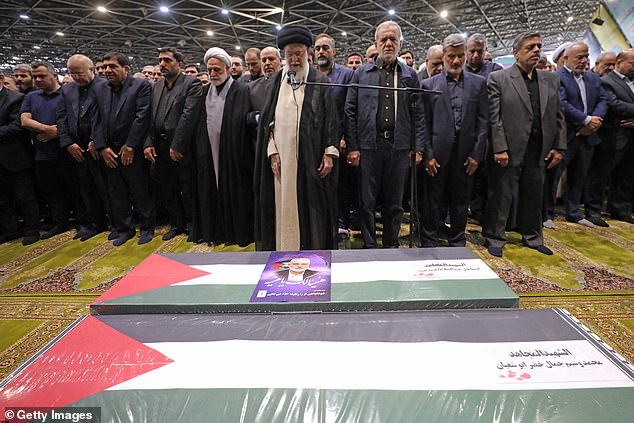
left=284, top=49, right=307, bottom=59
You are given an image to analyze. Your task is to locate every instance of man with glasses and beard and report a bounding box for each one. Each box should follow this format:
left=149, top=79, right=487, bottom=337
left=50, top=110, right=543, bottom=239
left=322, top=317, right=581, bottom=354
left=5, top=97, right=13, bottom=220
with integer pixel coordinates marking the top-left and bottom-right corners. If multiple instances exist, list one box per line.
left=254, top=25, right=339, bottom=251
left=188, top=47, right=254, bottom=247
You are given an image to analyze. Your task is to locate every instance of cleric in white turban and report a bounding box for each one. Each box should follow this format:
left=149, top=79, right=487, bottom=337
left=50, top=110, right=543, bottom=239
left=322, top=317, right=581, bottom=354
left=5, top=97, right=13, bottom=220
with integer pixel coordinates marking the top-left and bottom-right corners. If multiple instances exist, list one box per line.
left=188, top=46, right=255, bottom=246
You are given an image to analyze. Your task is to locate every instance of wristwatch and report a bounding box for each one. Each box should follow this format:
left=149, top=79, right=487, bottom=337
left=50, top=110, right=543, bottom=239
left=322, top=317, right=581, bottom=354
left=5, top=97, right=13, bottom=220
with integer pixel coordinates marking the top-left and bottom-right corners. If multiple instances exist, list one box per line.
left=124, top=145, right=134, bottom=152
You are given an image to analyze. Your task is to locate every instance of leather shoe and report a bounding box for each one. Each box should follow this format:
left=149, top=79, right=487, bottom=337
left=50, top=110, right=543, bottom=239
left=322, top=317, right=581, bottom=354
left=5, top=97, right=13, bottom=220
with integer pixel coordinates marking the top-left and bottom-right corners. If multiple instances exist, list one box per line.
left=112, top=232, right=134, bottom=247
left=530, top=245, right=553, bottom=255
left=138, top=230, right=154, bottom=245
left=614, top=214, right=634, bottom=224
left=543, top=219, right=556, bottom=229
left=487, top=246, right=503, bottom=257
left=80, top=229, right=101, bottom=241
left=22, top=234, right=40, bottom=246
left=0, top=232, right=19, bottom=244
left=41, top=225, right=68, bottom=239
left=162, top=228, right=184, bottom=241
left=586, top=216, right=609, bottom=227
left=107, top=230, right=119, bottom=241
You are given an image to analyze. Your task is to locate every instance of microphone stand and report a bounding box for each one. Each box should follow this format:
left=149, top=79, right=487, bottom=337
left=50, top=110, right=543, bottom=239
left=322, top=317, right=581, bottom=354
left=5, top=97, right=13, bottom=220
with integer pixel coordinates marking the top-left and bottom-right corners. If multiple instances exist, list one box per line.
left=289, top=76, right=441, bottom=248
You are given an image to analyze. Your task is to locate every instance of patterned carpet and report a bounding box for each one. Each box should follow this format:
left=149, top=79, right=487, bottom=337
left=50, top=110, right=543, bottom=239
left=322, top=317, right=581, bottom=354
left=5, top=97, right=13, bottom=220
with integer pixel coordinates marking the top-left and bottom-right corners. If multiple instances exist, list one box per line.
left=1, top=220, right=633, bottom=381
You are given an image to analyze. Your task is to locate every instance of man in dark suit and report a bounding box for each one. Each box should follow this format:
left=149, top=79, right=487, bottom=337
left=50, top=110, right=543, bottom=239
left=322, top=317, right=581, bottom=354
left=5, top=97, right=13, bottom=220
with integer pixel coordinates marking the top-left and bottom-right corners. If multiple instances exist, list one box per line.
left=143, top=47, right=202, bottom=241
left=420, top=34, right=488, bottom=247
left=345, top=20, right=425, bottom=249
left=585, top=49, right=634, bottom=226
left=57, top=54, right=110, bottom=241
left=417, top=45, right=443, bottom=83
left=554, top=42, right=608, bottom=228
left=94, top=52, right=155, bottom=246
left=0, top=74, right=39, bottom=245
left=483, top=31, right=566, bottom=257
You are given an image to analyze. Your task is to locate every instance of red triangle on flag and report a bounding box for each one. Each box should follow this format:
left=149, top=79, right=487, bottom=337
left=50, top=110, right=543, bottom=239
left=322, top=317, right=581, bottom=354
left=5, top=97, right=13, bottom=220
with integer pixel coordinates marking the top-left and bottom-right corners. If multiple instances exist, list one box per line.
left=0, top=316, right=173, bottom=409
left=94, top=254, right=210, bottom=303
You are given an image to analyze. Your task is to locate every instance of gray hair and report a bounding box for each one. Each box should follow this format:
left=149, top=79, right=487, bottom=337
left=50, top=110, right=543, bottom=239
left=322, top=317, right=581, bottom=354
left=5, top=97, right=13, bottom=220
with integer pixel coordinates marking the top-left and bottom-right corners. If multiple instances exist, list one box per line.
left=261, top=46, right=281, bottom=58
left=512, top=31, right=541, bottom=52
left=443, top=34, right=466, bottom=50
left=426, top=44, right=443, bottom=60
left=67, top=54, right=94, bottom=70
left=563, top=41, right=588, bottom=56
left=467, top=33, right=487, bottom=49
left=14, top=63, right=32, bottom=75
left=375, top=20, right=402, bottom=41
left=31, top=61, right=56, bottom=75
left=595, top=51, right=616, bottom=64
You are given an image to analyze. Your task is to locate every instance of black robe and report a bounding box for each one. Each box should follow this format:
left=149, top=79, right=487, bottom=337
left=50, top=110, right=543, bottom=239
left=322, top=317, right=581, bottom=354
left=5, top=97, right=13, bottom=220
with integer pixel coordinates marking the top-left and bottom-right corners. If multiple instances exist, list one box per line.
left=190, top=80, right=255, bottom=246
left=254, top=67, right=339, bottom=251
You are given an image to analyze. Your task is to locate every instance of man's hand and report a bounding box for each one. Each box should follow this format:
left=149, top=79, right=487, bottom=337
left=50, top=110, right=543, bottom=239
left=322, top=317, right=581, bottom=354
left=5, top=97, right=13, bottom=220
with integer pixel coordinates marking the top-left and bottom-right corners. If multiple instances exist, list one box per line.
left=587, top=116, right=603, bottom=131
left=544, top=149, right=563, bottom=170
left=339, top=139, right=346, bottom=150
left=66, top=143, right=85, bottom=162
left=425, top=158, right=440, bottom=176
left=36, top=125, right=57, bottom=142
left=464, top=156, right=479, bottom=176
left=346, top=150, right=360, bottom=167
left=494, top=151, right=509, bottom=168
left=144, top=146, right=157, bottom=163
left=410, top=151, right=423, bottom=166
left=576, top=126, right=594, bottom=137
left=170, top=148, right=183, bottom=162
left=318, top=154, right=334, bottom=178
left=270, top=153, right=281, bottom=178
left=87, top=141, right=99, bottom=160
left=101, top=147, right=118, bottom=168
left=119, top=146, right=134, bottom=166
left=621, top=118, right=634, bottom=128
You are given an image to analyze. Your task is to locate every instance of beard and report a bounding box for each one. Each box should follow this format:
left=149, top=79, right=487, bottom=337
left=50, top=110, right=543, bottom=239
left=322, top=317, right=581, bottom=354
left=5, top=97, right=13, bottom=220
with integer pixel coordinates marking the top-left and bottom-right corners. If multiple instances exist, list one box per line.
left=210, top=73, right=229, bottom=86
left=317, top=56, right=330, bottom=68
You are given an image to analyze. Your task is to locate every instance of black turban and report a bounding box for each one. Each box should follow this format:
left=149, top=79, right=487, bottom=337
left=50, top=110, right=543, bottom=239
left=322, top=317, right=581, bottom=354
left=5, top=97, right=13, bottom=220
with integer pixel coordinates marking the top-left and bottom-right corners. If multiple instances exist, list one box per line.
left=277, top=25, right=313, bottom=50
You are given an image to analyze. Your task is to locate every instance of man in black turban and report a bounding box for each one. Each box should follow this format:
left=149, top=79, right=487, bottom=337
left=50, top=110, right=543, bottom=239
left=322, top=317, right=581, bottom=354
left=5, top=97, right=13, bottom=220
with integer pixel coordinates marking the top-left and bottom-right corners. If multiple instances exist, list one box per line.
left=254, top=25, right=340, bottom=251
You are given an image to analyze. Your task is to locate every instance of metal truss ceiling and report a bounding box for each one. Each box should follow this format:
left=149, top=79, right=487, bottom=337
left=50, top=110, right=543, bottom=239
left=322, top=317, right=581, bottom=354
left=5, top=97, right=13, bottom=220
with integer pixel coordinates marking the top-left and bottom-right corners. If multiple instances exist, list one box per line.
left=1, top=0, right=601, bottom=70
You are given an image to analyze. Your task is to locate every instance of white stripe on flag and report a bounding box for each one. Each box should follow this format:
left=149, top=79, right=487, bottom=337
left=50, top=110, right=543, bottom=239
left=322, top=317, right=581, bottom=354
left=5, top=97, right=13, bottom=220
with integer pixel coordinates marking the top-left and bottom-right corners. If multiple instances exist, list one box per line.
left=177, top=259, right=498, bottom=286
left=107, top=340, right=634, bottom=391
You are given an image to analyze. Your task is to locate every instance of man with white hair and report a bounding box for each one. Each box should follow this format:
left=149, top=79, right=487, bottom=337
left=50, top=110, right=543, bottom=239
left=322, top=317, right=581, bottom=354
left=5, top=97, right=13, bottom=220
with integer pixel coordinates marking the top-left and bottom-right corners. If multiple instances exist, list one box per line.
left=254, top=25, right=339, bottom=251
left=189, top=47, right=254, bottom=246
left=418, top=44, right=443, bottom=82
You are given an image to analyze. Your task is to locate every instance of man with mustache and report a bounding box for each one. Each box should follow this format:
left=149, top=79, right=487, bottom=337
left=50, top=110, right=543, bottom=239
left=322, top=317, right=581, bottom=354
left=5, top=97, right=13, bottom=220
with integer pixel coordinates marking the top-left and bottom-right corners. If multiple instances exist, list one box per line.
left=188, top=47, right=254, bottom=246
left=482, top=31, right=566, bottom=257
left=254, top=25, right=339, bottom=251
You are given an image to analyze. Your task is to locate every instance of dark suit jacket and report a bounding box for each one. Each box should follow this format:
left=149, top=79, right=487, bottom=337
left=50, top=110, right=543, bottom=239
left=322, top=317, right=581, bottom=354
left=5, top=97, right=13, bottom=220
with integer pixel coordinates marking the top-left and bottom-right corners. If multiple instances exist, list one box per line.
left=345, top=60, right=425, bottom=151
left=421, top=71, right=488, bottom=165
left=557, top=67, right=609, bottom=146
left=93, top=76, right=152, bottom=151
left=57, top=77, right=107, bottom=149
left=144, top=72, right=202, bottom=161
left=488, top=65, right=566, bottom=167
left=599, top=71, right=634, bottom=151
left=0, top=88, right=32, bottom=172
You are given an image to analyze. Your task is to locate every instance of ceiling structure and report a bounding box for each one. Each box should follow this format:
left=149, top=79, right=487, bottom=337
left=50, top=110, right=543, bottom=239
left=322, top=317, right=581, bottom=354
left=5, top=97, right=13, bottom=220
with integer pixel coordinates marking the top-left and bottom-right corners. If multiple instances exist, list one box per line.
left=1, top=0, right=602, bottom=71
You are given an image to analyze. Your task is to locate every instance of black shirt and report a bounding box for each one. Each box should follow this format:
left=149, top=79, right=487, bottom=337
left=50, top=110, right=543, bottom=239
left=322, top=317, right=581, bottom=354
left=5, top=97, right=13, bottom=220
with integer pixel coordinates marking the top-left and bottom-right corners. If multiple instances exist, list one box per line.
left=77, top=82, right=92, bottom=145
left=108, top=84, right=122, bottom=144
left=154, top=78, right=179, bottom=135
left=518, top=65, right=542, bottom=141
left=446, top=72, right=464, bottom=135
left=376, top=58, right=397, bottom=134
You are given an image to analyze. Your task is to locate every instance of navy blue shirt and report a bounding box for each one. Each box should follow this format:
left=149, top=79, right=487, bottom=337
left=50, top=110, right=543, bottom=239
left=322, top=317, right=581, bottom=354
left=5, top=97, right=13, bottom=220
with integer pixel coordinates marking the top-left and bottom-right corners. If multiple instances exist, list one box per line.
left=20, top=88, right=63, bottom=161
left=326, top=63, right=354, bottom=139
left=446, top=72, right=464, bottom=134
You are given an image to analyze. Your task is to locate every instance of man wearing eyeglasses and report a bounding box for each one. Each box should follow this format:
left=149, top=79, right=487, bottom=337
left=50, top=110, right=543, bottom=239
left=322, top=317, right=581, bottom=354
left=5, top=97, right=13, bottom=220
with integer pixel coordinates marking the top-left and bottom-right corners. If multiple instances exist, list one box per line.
left=255, top=25, right=339, bottom=251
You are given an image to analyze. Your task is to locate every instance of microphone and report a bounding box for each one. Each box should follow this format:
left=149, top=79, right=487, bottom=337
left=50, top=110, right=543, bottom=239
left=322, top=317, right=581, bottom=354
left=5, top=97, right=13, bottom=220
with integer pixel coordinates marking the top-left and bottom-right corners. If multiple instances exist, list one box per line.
left=287, top=70, right=299, bottom=88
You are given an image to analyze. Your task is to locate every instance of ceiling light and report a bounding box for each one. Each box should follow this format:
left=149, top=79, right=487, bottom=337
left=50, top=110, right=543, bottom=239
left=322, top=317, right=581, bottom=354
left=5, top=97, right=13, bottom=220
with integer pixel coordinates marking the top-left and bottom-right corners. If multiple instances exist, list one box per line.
left=235, top=45, right=241, bottom=50
left=221, top=9, right=229, bottom=15
left=12, top=56, right=20, bottom=60
left=207, top=30, right=214, bottom=36
left=97, top=6, right=107, bottom=13
left=461, top=32, right=468, bottom=38
left=33, top=45, right=41, bottom=49
left=341, top=31, right=347, bottom=37
left=159, top=6, right=169, bottom=13
left=440, top=10, right=448, bottom=19
left=567, top=16, right=573, bottom=22
left=275, top=24, right=282, bottom=30
left=129, top=56, right=134, bottom=60
left=56, top=31, right=64, bottom=36
left=273, top=7, right=283, bottom=13
left=388, top=9, right=395, bottom=15
left=19, top=14, right=29, bottom=19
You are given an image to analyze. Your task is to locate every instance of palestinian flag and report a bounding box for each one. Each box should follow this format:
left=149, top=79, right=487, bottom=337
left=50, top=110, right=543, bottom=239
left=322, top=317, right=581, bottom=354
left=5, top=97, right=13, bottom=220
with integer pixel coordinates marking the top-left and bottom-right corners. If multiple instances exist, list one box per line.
left=91, top=248, right=518, bottom=315
left=2, top=309, right=633, bottom=422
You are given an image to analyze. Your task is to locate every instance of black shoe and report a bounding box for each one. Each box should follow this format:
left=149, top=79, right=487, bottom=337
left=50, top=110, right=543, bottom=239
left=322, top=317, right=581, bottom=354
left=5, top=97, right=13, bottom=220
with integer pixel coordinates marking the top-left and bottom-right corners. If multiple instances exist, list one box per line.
left=107, top=230, right=119, bottom=241
left=22, top=234, right=40, bottom=246
left=0, top=232, right=19, bottom=244
left=80, top=229, right=101, bottom=241
left=162, top=228, right=184, bottom=241
left=487, top=246, right=503, bottom=257
left=586, top=216, right=609, bottom=227
left=533, top=245, right=553, bottom=255
left=138, top=230, right=154, bottom=245
left=614, top=214, right=634, bottom=224
left=112, top=232, right=134, bottom=247
left=41, top=225, right=68, bottom=239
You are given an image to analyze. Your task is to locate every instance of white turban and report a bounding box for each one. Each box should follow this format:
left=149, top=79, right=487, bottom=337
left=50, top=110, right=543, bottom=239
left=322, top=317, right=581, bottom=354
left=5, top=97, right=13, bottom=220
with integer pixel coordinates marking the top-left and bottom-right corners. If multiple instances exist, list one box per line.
left=203, top=47, right=231, bottom=67
left=552, top=42, right=572, bottom=62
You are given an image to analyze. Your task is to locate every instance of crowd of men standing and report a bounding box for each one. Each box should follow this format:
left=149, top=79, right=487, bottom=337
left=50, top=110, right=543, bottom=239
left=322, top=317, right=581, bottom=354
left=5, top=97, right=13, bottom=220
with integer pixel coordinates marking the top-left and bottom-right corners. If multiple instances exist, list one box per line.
left=0, top=21, right=633, bottom=257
